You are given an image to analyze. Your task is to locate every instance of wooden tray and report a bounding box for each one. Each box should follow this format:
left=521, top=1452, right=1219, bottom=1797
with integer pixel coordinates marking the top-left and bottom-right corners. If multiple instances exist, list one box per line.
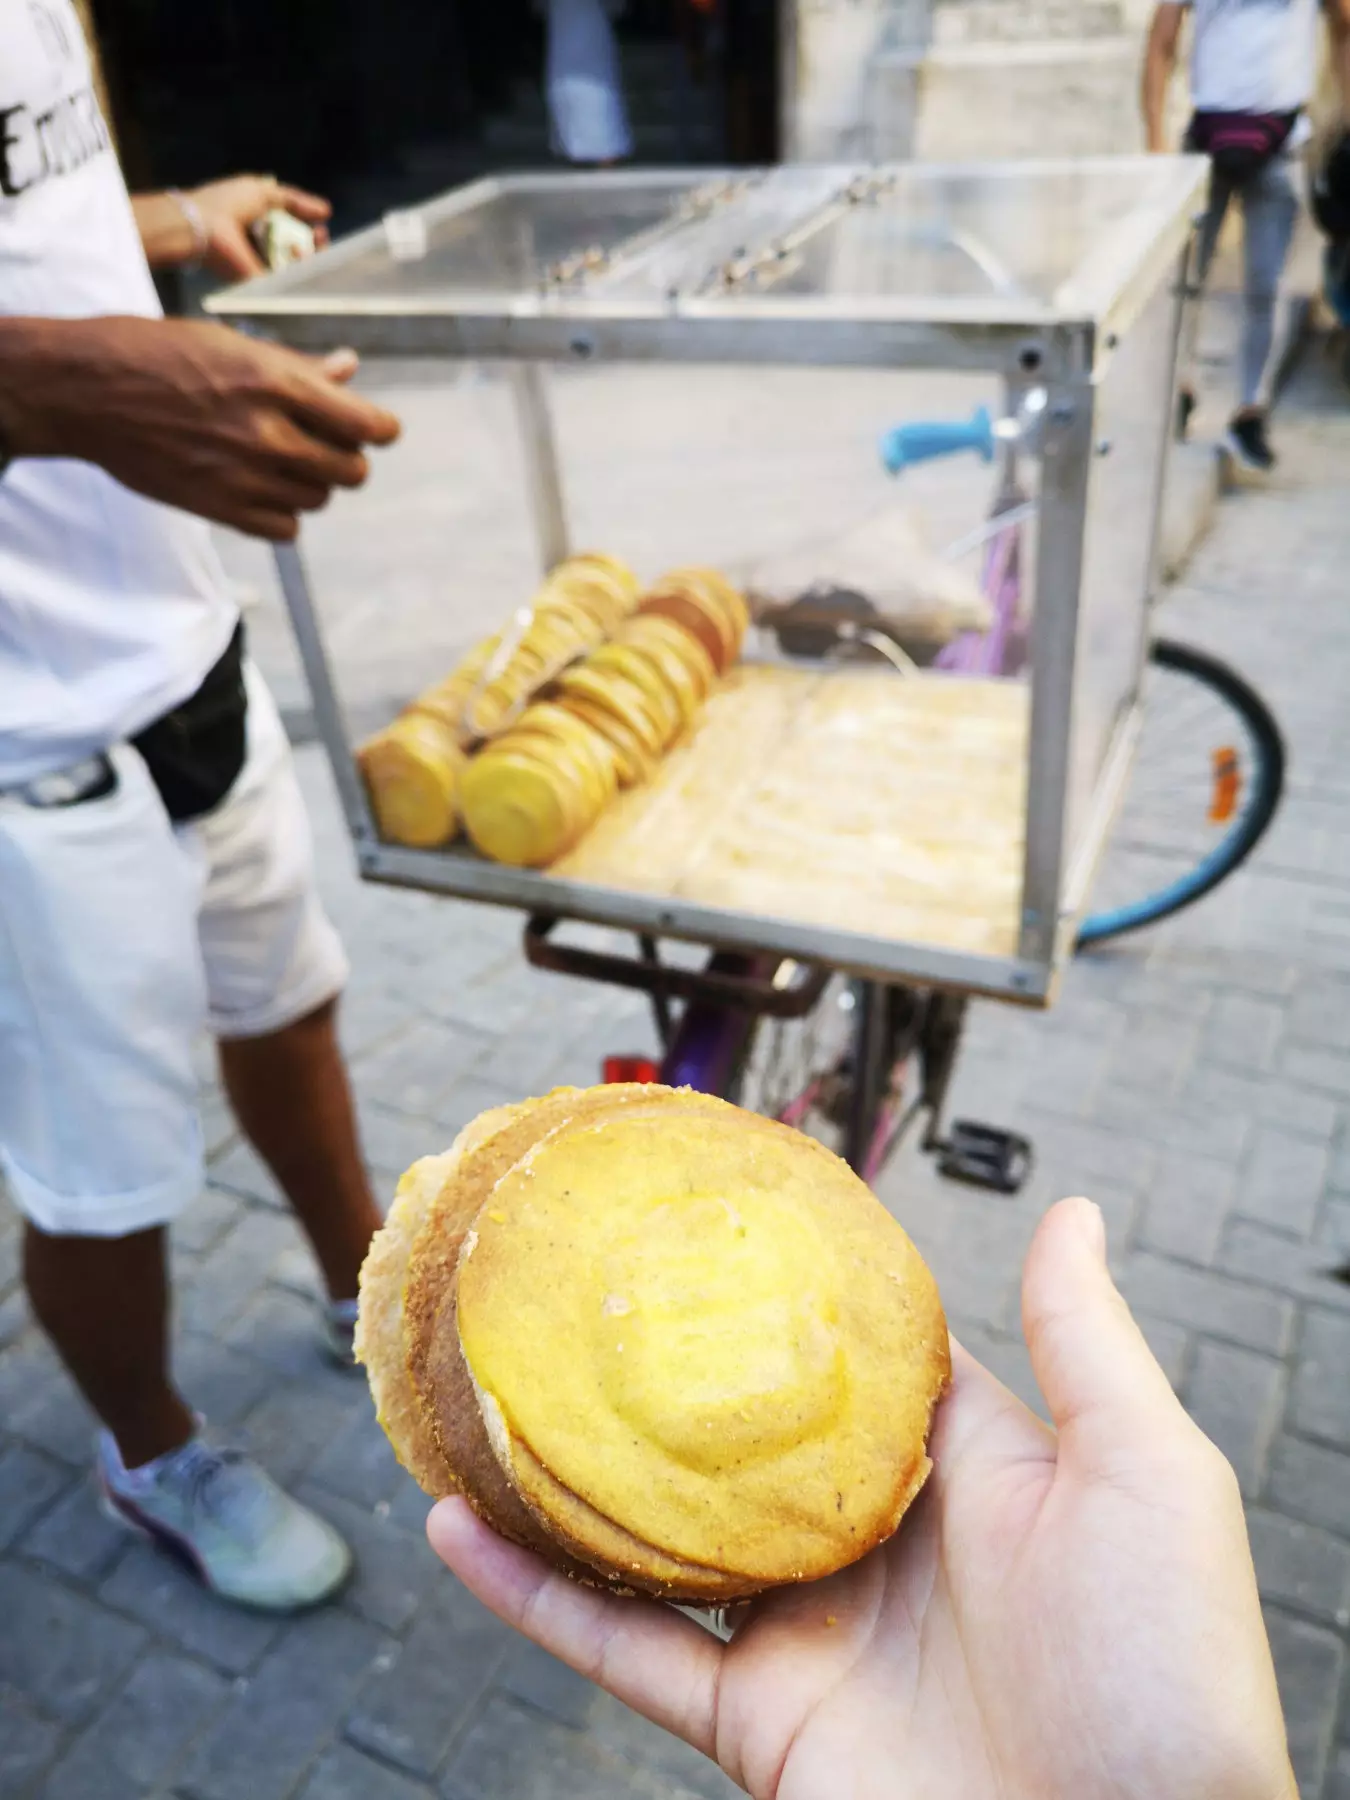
left=555, top=664, right=1029, bottom=960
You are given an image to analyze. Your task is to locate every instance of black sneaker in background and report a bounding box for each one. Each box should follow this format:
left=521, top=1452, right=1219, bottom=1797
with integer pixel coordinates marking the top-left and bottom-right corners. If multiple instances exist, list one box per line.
left=1175, top=386, right=1197, bottom=441
left=1225, top=412, right=1276, bottom=472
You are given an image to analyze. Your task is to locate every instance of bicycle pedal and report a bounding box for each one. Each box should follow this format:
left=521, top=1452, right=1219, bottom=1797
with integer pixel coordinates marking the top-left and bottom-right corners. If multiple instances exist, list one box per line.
left=937, top=1121, right=1032, bottom=1195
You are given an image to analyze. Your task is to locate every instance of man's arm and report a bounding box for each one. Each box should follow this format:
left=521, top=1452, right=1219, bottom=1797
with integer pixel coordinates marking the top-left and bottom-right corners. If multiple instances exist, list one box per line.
left=1142, top=2, right=1187, bottom=153
left=131, top=176, right=331, bottom=281
left=0, top=315, right=399, bottom=541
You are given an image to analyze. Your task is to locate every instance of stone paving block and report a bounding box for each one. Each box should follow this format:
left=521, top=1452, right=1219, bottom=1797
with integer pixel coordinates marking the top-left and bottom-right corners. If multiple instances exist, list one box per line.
left=0, top=1563, right=145, bottom=1724
left=99, top=1542, right=282, bottom=1675
left=1133, top=1313, right=1192, bottom=1391
left=205, top=1139, right=287, bottom=1211
left=1202, top=991, right=1285, bottom=1072
left=1267, top=1434, right=1350, bottom=1538
left=297, top=1743, right=438, bottom=1800
left=42, top=1649, right=227, bottom=1800
left=1137, top=1149, right=1236, bottom=1265
left=357, top=1104, right=456, bottom=1190
left=1289, top=978, right=1350, bottom=1053
left=1292, top=1310, right=1350, bottom=1448
left=588, top=1692, right=740, bottom=1800
left=1317, top=1197, right=1350, bottom=1251
left=0, top=1440, right=72, bottom=1550
left=180, top=1609, right=389, bottom=1800
left=0, top=1352, right=96, bottom=1470
left=1093, top=1085, right=1253, bottom=1164
left=0, top=1685, right=62, bottom=1795
left=1218, top=1222, right=1350, bottom=1314
left=223, top=1284, right=345, bottom=1383
left=346, top=1584, right=511, bottom=1779
left=233, top=1376, right=364, bottom=1489
left=1119, top=1251, right=1294, bottom=1356
left=172, top=1330, right=280, bottom=1432
left=0, top=1288, right=29, bottom=1353
left=1185, top=1066, right=1342, bottom=1147
left=1266, top=1606, right=1344, bottom=1797
left=431, top=1076, right=542, bottom=1138
left=1238, top=1129, right=1330, bottom=1239
left=298, top=1483, right=441, bottom=1634
left=177, top=1209, right=302, bottom=1335
left=1102, top=1017, right=1202, bottom=1102
left=175, top=1186, right=248, bottom=1256
left=306, top=1400, right=411, bottom=1513
left=350, top=1018, right=489, bottom=1118
left=1281, top=1044, right=1350, bottom=1100
left=19, top=1472, right=129, bottom=1585
left=500, top=1643, right=599, bottom=1731
left=1183, top=1339, right=1284, bottom=1497
left=1248, top=1510, right=1350, bottom=1625
left=443, top=1694, right=691, bottom=1800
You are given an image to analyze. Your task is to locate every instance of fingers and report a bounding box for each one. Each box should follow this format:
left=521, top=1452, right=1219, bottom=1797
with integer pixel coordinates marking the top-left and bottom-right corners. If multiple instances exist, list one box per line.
left=253, top=409, right=371, bottom=491
left=1022, top=1196, right=1186, bottom=1478
left=209, top=221, right=267, bottom=282
left=427, top=1498, right=722, bottom=1760
left=276, top=183, right=332, bottom=224
left=282, top=358, right=402, bottom=450
left=929, top=1336, right=1055, bottom=1481
left=320, top=349, right=360, bottom=385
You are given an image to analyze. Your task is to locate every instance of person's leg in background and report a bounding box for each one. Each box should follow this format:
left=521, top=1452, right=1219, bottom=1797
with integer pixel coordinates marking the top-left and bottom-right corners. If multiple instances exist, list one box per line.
left=2, top=740, right=351, bottom=1609
left=217, top=996, right=380, bottom=1325
left=1176, top=159, right=1234, bottom=439
left=193, top=660, right=382, bottom=1359
left=1227, top=150, right=1301, bottom=471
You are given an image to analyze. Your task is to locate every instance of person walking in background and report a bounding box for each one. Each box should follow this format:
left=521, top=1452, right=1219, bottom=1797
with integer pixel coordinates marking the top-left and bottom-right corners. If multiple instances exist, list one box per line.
left=1143, top=0, right=1350, bottom=471
left=543, top=0, right=634, bottom=166
left=1, top=0, right=400, bottom=1611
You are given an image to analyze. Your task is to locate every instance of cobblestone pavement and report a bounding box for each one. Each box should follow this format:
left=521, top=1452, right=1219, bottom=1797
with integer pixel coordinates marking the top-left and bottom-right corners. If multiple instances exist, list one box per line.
left=5, top=344, right=1350, bottom=1798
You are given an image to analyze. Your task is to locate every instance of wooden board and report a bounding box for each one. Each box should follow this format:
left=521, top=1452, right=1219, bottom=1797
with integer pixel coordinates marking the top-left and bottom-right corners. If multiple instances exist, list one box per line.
left=555, top=664, right=1029, bottom=959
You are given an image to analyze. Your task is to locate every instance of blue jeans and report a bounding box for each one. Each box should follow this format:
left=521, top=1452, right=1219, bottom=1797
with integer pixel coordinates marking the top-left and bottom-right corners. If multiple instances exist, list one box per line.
left=1189, top=150, right=1301, bottom=410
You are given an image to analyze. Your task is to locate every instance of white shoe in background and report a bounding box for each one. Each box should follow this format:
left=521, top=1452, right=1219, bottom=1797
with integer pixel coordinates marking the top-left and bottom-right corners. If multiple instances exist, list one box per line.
left=97, top=1428, right=351, bottom=1611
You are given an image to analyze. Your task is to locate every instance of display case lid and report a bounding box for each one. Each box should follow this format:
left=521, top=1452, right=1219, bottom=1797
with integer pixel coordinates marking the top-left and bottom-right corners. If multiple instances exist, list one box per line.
left=208, top=158, right=1206, bottom=364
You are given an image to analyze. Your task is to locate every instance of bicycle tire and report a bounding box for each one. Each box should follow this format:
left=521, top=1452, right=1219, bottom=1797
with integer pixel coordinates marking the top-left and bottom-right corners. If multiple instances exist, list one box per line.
left=1076, top=637, right=1285, bottom=949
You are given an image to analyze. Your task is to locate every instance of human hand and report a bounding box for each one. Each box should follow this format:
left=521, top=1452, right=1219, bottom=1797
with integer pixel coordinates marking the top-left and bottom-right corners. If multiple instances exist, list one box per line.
left=0, top=315, right=400, bottom=540
left=187, top=174, right=331, bottom=280
left=429, top=1197, right=1295, bottom=1800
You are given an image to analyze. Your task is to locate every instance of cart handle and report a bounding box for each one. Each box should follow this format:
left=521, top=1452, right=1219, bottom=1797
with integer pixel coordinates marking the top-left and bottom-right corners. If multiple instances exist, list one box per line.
left=880, top=407, right=995, bottom=474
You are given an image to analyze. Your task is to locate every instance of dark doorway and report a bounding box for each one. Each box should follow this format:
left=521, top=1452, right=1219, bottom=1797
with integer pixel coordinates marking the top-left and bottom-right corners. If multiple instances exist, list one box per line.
left=90, top=0, right=781, bottom=235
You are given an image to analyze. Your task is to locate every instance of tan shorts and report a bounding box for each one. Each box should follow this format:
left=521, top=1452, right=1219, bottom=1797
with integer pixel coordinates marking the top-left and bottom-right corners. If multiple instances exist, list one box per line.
left=0, top=663, right=348, bottom=1236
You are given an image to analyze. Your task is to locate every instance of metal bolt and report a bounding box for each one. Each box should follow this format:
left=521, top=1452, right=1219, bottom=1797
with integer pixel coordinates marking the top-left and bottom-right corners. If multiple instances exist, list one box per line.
left=1096, top=438, right=1113, bottom=456
left=1049, top=400, right=1075, bottom=425
left=569, top=334, right=595, bottom=359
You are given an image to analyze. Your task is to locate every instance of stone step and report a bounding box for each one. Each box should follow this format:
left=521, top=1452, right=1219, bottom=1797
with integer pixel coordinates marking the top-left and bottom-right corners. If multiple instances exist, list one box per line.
left=930, top=0, right=1127, bottom=45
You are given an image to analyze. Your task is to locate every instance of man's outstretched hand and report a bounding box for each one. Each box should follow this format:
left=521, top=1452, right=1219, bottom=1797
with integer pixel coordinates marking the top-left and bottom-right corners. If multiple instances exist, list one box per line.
left=428, top=1198, right=1295, bottom=1800
left=0, top=315, right=400, bottom=541
left=133, top=176, right=332, bottom=281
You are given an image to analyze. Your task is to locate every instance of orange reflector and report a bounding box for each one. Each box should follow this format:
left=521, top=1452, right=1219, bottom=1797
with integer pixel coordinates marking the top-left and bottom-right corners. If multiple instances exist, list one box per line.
left=602, top=1055, right=660, bottom=1085
left=1210, top=747, right=1240, bottom=824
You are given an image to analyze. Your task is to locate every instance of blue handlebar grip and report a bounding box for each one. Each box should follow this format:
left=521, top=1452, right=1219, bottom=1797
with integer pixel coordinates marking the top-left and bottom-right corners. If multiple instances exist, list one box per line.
left=879, top=406, right=996, bottom=474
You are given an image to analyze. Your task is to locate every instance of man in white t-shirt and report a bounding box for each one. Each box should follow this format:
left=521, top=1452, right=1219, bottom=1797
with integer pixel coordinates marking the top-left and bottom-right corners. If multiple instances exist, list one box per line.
left=1143, top=0, right=1350, bottom=469
left=0, top=0, right=404, bottom=1610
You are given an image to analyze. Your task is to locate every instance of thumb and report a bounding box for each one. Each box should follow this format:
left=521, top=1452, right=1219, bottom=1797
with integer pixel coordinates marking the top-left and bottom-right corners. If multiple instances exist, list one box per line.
left=1023, top=1196, right=1185, bottom=1477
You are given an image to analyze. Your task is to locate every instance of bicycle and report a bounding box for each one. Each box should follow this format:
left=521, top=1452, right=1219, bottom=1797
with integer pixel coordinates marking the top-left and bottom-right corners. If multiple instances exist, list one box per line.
left=526, top=401, right=1286, bottom=1192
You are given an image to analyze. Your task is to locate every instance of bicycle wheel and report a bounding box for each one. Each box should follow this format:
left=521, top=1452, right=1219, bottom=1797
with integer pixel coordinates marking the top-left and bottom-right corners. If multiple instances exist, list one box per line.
left=724, top=972, right=861, bottom=1156
left=1076, top=638, right=1285, bottom=949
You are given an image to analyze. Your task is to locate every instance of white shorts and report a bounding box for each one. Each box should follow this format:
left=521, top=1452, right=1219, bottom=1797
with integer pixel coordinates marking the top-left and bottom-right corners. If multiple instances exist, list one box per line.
left=0, top=663, right=348, bottom=1237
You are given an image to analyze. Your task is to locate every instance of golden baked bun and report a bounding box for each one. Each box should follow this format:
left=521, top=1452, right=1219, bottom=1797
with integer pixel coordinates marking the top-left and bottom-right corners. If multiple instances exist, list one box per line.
left=357, top=1083, right=950, bottom=1603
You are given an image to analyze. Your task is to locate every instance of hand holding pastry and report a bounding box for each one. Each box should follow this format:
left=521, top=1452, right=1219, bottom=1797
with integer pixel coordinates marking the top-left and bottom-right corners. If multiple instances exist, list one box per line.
left=428, top=1194, right=1295, bottom=1800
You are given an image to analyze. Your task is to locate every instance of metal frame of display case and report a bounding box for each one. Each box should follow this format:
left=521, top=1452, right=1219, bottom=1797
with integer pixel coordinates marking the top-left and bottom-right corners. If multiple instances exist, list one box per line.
left=212, top=157, right=1208, bottom=1007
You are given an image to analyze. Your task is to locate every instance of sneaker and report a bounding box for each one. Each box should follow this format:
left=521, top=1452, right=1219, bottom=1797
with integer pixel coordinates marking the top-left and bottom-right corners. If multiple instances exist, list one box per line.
left=321, top=1297, right=360, bottom=1368
left=1225, top=413, right=1276, bottom=472
left=1175, top=386, right=1197, bottom=441
left=96, top=1429, right=351, bottom=1611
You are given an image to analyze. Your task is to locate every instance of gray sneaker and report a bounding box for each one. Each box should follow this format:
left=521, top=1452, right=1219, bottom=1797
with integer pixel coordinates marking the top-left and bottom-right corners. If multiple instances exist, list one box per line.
left=321, top=1298, right=360, bottom=1368
left=97, top=1430, right=351, bottom=1611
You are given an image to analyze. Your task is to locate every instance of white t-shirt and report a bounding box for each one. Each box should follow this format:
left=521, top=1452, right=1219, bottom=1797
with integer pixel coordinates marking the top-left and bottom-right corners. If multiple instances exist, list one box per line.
left=0, top=0, right=236, bottom=786
left=1186, top=0, right=1322, bottom=116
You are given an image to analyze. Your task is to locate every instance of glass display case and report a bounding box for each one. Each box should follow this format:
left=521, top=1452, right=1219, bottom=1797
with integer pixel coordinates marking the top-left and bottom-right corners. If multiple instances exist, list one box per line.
left=208, top=157, right=1206, bottom=1005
